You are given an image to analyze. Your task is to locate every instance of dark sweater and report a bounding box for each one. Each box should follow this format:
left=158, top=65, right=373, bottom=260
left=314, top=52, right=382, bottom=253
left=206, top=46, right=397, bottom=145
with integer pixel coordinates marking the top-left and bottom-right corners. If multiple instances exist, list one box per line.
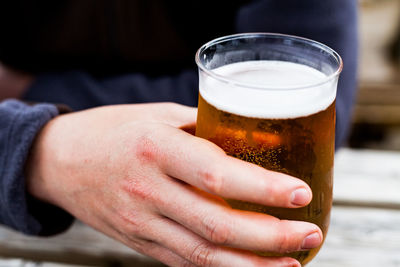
left=0, top=0, right=358, bottom=235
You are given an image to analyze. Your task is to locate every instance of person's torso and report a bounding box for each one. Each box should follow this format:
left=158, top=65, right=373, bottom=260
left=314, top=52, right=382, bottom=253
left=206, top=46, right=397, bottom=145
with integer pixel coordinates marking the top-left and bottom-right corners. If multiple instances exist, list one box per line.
left=0, top=0, right=247, bottom=76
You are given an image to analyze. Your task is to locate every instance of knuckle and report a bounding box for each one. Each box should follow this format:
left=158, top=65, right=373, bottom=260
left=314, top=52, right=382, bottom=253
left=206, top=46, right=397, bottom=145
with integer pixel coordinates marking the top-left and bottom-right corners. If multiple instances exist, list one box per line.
left=122, top=177, right=167, bottom=207
left=262, top=179, right=280, bottom=204
left=134, top=134, right=159, bottom=163
left=122, top=178, right=160, bottom=203
left=276, top=232, right=291, bottom=254
left=189, top=243, right=216, bottom=267
left=203, top=215, right=232, bottom=245
left=275, top=221, right=298, bottom=253
left=127, top=238, right=155, bottom=257
left=199, top=167, right=224, bottom=194
left=125, top=234, right=148, bottom=253
left=116, top=210, right=146, bottom=237
left=180, top=261, right=197, bottom=267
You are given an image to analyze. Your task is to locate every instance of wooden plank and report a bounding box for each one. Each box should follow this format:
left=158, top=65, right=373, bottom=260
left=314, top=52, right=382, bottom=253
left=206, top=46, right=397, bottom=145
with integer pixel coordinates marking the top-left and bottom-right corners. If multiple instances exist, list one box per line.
left=334, top=148, right=400, bottom=208
left=353, top=104, right=400, bottom=125
left=308, top=206, right=400, bottom=267
left=3, top=206, right=400, bottom=267
left=358, top=0, right=400, bottom=84
left=357, top=83, right=400, bottom=105
left=0, top=222, right=164, bottom=267
left=0, top=258, right=88, bottom=267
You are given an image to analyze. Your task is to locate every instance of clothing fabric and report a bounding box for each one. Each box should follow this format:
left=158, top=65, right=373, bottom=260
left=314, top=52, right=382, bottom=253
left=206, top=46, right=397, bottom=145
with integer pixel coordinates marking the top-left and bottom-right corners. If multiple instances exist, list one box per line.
left=0, top=0, right=358, bottom=236
left=0, top=100, right=74, bottom=235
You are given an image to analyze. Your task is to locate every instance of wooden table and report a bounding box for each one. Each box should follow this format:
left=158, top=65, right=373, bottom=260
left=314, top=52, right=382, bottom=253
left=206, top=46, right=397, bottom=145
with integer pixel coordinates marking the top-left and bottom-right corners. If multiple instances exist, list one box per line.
left=308, top=148, right=400, bottom=267
left=1, top=148, right=400, bottom=266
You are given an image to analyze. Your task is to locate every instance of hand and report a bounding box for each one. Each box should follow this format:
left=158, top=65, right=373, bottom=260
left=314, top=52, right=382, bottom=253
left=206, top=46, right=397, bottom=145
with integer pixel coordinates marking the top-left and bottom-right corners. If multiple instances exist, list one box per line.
left=26, top=103, right=322, bottom=267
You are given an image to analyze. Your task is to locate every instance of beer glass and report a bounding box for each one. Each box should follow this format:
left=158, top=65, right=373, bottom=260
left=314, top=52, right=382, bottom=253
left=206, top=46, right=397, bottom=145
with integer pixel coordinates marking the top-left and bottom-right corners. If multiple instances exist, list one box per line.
left=195, top=33, right=342, bottom=265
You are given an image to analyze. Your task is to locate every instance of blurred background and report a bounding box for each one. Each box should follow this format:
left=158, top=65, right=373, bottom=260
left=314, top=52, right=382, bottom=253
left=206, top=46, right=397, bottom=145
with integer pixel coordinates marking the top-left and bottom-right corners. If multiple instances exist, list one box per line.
left=1, top=1, right=400, bottom=266
left=348, top=0, right=400, bottom=150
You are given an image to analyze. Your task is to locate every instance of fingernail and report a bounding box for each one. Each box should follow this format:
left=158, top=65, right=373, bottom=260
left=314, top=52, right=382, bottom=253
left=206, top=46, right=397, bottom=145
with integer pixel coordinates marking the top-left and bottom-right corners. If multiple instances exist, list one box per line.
left=301, top=232, right=322, bottom=249
left=290, top=188, right=310, bottom=206
left=287, top=262, right=301, bottom=267
left=284, top=260, right=301, bottom=267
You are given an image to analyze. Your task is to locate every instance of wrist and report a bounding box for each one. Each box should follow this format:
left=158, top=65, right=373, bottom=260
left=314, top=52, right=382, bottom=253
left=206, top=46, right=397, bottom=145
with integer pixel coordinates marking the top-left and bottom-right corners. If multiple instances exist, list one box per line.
left=25, top=115, right=63, bottom=207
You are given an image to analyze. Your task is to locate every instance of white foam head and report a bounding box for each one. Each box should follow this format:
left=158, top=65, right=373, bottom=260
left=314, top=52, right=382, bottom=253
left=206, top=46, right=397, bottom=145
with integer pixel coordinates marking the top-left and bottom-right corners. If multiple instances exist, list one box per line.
left=199, top=60, right=337, bottom=119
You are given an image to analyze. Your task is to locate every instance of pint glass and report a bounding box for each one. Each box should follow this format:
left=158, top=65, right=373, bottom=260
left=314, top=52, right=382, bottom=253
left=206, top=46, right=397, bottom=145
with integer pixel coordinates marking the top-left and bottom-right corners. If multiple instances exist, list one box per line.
left=195, top=33, right=342, bottom=265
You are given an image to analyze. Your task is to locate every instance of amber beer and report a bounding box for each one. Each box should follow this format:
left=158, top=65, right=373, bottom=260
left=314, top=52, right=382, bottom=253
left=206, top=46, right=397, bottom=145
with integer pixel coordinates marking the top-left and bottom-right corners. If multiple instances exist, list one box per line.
left=196, top=87, right=334, bottom=264
left=195, top=33, right=342, bottom=266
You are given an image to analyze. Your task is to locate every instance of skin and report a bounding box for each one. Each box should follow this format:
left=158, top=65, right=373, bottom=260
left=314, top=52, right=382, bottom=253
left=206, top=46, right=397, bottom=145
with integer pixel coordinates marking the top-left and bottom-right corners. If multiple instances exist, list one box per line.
left=0, top=60, right=322, bottom=266
left=24, top=102, right=323, bottom=267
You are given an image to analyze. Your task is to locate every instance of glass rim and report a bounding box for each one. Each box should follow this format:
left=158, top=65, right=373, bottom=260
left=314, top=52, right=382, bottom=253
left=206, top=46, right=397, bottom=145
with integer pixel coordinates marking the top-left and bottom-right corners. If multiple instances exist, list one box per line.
left=195, top=32, right=343, bottom=91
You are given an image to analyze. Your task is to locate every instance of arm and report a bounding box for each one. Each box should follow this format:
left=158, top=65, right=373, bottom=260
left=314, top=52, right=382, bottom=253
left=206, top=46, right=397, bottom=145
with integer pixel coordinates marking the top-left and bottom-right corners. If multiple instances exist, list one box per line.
left=23, top=70, right=199, bottom=110
left=236, top=0, right=359, bottom=148
left=0, top=100, right=73, bottom=235
left=24, top=102, right=322, bottom=266
left=0, top=98, right=321, bottom=266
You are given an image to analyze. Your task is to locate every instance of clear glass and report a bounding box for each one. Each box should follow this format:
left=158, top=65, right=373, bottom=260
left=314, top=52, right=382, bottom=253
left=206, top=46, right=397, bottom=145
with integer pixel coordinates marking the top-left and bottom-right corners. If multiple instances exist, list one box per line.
left=195, top=33, right=342, bottom=265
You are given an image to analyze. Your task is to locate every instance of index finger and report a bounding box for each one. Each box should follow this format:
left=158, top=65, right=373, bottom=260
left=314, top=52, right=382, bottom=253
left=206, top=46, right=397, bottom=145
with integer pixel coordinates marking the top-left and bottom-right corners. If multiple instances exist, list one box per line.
left=156, top=126, right=312, bottom=208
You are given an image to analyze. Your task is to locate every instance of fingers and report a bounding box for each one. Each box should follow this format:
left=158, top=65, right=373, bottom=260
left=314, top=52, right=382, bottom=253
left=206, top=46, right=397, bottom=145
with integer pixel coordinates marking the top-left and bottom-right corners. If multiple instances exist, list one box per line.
left=155, top=126, right=312, bottom=208
left=103, top=223, right=196, bottom=267
left=138, top=102, right=197, bottom=128
left=87, top=102, right=197, bottom=130
left=144, top=216, right=301, bottom=267
left=152, top=179, right=322, bottom=253
left=162, top=103, right=197, bottom=128
left=133, top=239, right=196, bottom=267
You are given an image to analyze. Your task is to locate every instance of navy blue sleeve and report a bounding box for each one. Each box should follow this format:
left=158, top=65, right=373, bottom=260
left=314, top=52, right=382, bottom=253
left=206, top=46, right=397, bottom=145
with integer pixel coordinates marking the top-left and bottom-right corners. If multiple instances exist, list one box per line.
left=236, top=0, right=359, bottom=148
left=23, top=70, right=199, bottom=111
left=0, top=100, right=74, bottom=236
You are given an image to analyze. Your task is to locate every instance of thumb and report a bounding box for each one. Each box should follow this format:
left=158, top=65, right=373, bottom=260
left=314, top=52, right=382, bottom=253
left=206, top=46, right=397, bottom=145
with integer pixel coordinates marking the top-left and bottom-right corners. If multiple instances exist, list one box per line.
left=162, top=103, right=197, bottom=129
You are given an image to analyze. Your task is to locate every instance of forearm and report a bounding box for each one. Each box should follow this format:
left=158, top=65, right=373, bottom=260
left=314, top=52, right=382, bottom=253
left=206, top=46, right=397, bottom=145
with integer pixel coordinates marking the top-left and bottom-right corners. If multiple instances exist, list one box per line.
left=22, top=70, right=199, bottom=111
